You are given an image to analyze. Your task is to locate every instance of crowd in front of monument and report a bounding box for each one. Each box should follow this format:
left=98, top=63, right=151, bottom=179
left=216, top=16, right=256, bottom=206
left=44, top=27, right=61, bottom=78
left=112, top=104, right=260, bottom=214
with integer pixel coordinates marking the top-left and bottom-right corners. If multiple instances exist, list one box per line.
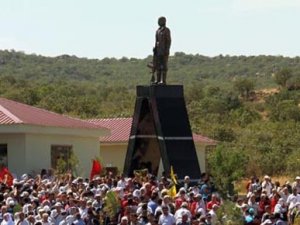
left=1, top=169, right=300, bottom=225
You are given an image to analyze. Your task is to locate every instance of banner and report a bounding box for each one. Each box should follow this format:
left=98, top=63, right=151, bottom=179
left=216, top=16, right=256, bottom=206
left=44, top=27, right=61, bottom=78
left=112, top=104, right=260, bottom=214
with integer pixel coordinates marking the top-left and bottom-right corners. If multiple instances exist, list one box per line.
left=90, top=159, right=102, bottom=180
left=170, top=166, right=177, bottom=185
left=0, top=167, right=13, bottom=186
left=168, top=166, right=177, bottom=198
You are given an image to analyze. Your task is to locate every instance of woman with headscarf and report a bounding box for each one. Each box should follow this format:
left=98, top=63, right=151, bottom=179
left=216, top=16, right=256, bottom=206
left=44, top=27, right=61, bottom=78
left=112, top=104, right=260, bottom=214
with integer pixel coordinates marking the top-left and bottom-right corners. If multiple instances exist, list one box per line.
left=1, top=213, right=15, bottom=225
left=274, top=198, right=287, bottom=221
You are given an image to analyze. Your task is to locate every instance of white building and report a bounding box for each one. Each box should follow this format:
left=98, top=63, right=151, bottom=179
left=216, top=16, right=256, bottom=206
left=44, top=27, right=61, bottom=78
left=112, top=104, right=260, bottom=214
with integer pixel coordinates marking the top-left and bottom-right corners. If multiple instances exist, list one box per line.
left=0, top=98, right=109, bottom=178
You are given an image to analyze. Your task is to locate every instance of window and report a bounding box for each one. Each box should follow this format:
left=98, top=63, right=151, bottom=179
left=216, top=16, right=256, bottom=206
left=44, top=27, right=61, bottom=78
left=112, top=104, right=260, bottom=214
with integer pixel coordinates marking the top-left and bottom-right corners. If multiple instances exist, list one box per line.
left=0, top=144, right=8, bottom=167
left=51, top=145, right=73, bottom=171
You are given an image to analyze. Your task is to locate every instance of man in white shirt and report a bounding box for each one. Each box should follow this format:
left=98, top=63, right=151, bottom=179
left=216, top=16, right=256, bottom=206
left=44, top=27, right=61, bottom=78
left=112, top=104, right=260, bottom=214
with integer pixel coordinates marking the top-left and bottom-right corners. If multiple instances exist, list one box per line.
left=158, top=206, right=175, bottom=225
left=174, top=203, right=191, bottom=224
left=208, top=204, right=219, bottom=225
left=117, top=174, right=126, bottom=189
left=292, top=177, right=300, bottom=194
left=279, top=187, right=289, bottom=203
left=261, top=175, right=273, bottom=197
left=41, top=213, right=52, bottom=225
left=16, top=212, right=29, bottom=225
left=287, top=187, right=300, bottom=210
left=50, top=203, right=65, bottom=225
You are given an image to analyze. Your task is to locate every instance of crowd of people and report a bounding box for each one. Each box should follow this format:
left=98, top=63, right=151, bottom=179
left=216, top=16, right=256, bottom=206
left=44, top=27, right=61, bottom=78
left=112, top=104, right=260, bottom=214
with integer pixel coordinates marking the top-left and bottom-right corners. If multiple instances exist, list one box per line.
left=1, top=169, right=300, bottom=225
left=238, top=175, right=300, bottom=225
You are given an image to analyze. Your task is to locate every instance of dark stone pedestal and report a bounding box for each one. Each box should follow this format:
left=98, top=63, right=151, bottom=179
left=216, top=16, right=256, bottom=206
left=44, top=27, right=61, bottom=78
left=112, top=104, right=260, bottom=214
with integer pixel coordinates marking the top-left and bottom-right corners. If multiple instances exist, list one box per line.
left=123, top=85, right=201, bottom=180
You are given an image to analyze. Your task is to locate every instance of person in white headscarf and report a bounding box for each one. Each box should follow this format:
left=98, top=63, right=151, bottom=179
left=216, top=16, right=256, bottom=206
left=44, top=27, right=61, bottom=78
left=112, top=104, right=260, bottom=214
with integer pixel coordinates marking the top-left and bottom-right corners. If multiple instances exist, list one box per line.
left=1, top=213, right=14, bottom=225
left=274, top=198, right=287, bottom=214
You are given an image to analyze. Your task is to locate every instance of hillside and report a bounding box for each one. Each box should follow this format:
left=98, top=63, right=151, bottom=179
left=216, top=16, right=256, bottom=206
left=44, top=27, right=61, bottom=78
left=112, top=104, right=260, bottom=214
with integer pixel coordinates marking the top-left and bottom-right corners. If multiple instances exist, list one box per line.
left=0, top=50, right=300, bottom=118
left=1, top=50, right=300, bottom=85
left=1, top=49, right=300, bottom=182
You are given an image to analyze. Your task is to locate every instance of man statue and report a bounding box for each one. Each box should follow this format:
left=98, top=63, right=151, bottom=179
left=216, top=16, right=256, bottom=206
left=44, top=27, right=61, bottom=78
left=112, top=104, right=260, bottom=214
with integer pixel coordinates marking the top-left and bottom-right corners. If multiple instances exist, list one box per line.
left=153, top=16, right=171, bottom=85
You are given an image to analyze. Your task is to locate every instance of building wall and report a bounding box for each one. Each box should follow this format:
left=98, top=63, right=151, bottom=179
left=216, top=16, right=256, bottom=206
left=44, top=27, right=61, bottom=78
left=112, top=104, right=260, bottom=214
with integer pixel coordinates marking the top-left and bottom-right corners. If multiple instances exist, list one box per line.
left=0, top=134, right=26, bottom=176
left=23, top=133, right=100, bottom=178
left=195, top=144, right=207, bottom=173
left=100, top=143, right=127, bottom=172
left=1, top=133, right=211, bottom=178
left=100, top=142, right=212, bottom=174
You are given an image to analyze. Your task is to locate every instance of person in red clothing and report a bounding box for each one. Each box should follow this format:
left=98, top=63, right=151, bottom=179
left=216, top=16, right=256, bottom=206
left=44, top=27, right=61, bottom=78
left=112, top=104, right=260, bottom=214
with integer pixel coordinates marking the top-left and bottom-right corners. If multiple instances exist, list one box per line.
left=121, top=194, right=138, bottom=217
left=175, top=188, right=188, bottom=210
left=190, top=194, right=206, bottom=216
left=270, top=192, right=280, bottom=213
left=258, top=194, right=270, bottom=217
left=206, top=194, right=220, bottom=211
left=190, top=194, right=200, bottom=216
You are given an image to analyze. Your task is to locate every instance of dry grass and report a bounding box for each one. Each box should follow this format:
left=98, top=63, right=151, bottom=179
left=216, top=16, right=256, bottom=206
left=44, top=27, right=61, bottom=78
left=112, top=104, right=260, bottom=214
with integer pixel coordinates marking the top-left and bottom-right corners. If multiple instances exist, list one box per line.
left=235, top=175, right=293, bottom=196
left=254, top=88, right=279, bottom=103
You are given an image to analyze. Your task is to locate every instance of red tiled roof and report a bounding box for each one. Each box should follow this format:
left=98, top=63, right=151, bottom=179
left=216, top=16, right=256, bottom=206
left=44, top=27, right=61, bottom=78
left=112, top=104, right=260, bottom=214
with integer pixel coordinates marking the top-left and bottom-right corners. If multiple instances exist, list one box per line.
left=0, top=98, right=103, bottom=129
left=192, top=133, right=216, bottom=145
left=88, top=117, right=216, bottom=144
left=88, top=118, right=132, bottom=142
left=0, top=110, right=15, bottom=124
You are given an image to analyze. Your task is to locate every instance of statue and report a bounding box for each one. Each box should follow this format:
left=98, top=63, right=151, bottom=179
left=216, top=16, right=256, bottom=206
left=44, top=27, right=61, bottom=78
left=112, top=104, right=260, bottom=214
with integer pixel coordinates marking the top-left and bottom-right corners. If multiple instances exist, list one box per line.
left=148, top=17, right=171, bottom=85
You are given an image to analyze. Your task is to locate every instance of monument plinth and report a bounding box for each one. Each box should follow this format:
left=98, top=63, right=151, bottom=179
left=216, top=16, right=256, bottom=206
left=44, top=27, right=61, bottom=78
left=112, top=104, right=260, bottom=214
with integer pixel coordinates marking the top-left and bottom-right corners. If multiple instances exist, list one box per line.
left=123, top=85, right=201, bottom=180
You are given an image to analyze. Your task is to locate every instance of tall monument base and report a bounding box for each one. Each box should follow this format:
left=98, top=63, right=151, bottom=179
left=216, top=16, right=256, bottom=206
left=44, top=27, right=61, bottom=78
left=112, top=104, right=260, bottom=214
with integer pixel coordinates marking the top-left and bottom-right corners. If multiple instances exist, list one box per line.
left=123, top=85, right=201, bottom=180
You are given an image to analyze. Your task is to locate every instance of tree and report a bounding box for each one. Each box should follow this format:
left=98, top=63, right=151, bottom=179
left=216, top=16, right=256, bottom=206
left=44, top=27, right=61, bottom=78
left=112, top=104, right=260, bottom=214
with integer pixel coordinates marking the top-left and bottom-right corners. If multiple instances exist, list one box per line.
left=233, top=121, right=300, bottom=176
left=230, top=107, right=261, bottom=127
left=207, top=145, right=247, bottom=198
left=287, top=72, right=300, bottom=90
left=270, top=100, right=300, bottom=122
left=216, top=201, right=244, bottom=225
left=55, top=151, right=80, bottom=176
left=286, top=150, right=300, bottom=177
left=212, top=126, right=236, bottom=142
left=274, top=68, right=292, bottom=88
left=233, top=78, right=255, bottom=100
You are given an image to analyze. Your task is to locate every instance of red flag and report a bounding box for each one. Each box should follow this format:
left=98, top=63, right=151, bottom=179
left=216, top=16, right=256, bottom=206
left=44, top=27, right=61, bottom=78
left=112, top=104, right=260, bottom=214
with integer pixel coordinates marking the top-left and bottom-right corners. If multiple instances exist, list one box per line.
left=0, top=167, right=13, bottom=186
left=90, top=159, right=102, bottom=180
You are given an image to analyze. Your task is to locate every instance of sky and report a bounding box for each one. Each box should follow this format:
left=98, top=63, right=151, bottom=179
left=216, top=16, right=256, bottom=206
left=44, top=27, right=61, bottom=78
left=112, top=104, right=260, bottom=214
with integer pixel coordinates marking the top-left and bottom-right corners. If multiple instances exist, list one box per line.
left=0, top=0, right=299, bottom=59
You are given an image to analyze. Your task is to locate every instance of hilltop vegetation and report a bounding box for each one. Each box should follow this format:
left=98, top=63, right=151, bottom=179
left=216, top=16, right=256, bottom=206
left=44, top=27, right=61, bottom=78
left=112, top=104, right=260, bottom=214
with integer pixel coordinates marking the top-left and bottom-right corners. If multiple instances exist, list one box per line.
left=1, top=49, right=300, bottom=191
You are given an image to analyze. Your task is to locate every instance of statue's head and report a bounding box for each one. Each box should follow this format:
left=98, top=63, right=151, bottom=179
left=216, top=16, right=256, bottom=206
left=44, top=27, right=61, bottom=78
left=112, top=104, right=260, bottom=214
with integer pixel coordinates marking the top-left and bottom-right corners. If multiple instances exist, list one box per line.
left=158, top=17, right=166, bottom=27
